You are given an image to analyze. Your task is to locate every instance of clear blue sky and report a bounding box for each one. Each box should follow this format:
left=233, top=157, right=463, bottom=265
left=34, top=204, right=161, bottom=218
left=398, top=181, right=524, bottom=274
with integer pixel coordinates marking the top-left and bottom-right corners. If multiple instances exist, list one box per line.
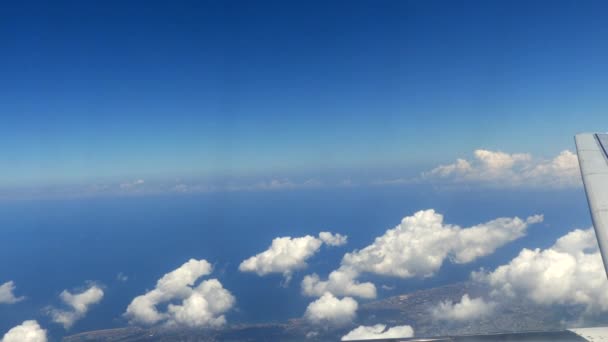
left=2, top=0, right=608, bottom=187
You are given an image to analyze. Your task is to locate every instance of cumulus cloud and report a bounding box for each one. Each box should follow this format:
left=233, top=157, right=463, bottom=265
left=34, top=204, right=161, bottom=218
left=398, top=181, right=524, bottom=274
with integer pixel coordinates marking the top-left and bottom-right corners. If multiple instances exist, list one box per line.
left=239, top=232, right=347, bottom=283
left=475, top=228, right=608, bottom=313
left=49, top=284, right=104, bottom=329
left=422, top=149, right=580, bottom=188
left=342, top=324, right=414, bottom=340
left=342, top=210, right=542, bottom=278
left=125, top=259, right=235, bottom=328
left=304, top=292, right=358, bottom=327
left=431, top=294, right=496, bottom=321
left=319, top=232, right=348, bottom=246
left=0, top=281, right=25, bottom=304
left=304, top=210, right=541, bottom=299
left=1, top=320, right=47, bottom=342
left=302, top=267, right=377, bottom=299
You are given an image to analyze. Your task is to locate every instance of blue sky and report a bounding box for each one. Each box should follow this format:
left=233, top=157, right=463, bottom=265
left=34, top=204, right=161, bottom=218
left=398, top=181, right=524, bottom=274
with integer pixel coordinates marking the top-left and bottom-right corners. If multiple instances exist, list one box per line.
left=2, top=1, right=608, bottom=188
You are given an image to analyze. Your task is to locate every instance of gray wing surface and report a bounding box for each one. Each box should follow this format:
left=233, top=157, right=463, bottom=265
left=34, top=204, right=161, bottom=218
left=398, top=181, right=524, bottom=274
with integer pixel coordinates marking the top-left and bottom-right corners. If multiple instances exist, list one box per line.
left=575, top=133, right=608, bottom=279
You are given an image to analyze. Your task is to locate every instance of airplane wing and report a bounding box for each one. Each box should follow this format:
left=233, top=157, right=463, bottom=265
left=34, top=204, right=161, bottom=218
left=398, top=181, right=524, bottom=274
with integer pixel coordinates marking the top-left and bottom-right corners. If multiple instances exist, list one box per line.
left=575, top=133, right=608, bottom=278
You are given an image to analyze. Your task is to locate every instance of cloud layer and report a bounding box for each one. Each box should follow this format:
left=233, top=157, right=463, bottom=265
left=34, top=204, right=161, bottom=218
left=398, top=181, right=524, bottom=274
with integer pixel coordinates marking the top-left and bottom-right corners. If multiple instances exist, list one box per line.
left=342, top=324, right=414, bottom=341
left=1, top=321, right=47, bottom=342
left=0, top=281, right=24, bottom=304
left=239, top=232, right=347, bottom=282
left=125, top=259, right=235, bottom=328
left=431, top=294, right=496, bottom=321
left=475, top=228, right=608, bottom=313
left=303, top=210, right=542, bottom=299
left=304, top=292, right=358, bottom=327
left=49, top=284, right=104, bottom=329
left=423, top=149, right=580, bottom=188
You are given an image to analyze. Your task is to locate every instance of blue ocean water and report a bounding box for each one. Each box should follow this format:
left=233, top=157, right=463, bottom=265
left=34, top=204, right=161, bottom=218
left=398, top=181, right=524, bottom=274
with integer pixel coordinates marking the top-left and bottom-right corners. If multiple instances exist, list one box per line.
left=0, top=185, right=591, bottom=339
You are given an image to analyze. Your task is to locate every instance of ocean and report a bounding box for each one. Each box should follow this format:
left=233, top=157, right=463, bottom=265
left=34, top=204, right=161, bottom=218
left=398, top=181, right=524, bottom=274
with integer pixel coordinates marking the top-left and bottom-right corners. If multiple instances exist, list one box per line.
left=0, top=184, right=591, bottom=339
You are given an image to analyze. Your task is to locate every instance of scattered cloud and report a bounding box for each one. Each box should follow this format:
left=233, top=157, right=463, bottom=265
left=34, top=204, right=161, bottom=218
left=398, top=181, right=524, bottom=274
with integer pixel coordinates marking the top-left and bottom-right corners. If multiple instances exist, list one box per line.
left=165, top=279, right=235, bottom=328
left=319, top=232, right=347, bottom=246
left=226, top=179, right=322, bottom=192
left=119, top=179, right=145, bottom=190
left=342, top=210, right=542, bottom=278
left=475, top=228, right=608, bottom=314
left=48, top=284, right=104, bottom=329
left=431, top=294, right=496, bottom=321
left=305, top=331, right=319, bottom=338
left=125, top=259, right=235, bottom=328
left=371, top=178, right=417, bottom=186
left=304, top=210, right=542, bottom=299
left=239, top=232, right=347, bottom=283
left=342, top=324, right=414, bottom=341
left=302, top=267, right=376, bottom=299
left=1, top=320, right=47, bottom=342
left=0, top=281, right=25, bottom=304
left=304, top=292, right=358, bottom=327
left=422, top=149, right=580, bottom=188
left=117, top=272, right=128, bottom=282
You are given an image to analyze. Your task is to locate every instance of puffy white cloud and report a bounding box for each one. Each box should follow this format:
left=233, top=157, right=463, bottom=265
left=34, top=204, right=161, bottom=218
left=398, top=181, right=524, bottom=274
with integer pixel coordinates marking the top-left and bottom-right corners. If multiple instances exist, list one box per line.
left=49, top=284, right=104, bottom=329
left=1, top=320, right=47, bottom=342
left=476, top=228, right=608, bottom=313
left=319, top=232, right=347, bottom=246
left=343, top=210, right=541, bottom=278
left=166, top=279, right=235, bottom=328
left=303, top=210, right=541, bottom=299
left=304, top=292, right=358, bottom=327
left=302, top=267, right=376, bottom=299
left=431, top=294, right=496, bottom=321
left=125, top=259, right=235, bottom=328
left=341, top=324, right=414, bottom=341
left=0, top=281, right=24, bottom=304
left=239, top=232, right=347, bottom=283
left=423, top=149, right=580, bottom=188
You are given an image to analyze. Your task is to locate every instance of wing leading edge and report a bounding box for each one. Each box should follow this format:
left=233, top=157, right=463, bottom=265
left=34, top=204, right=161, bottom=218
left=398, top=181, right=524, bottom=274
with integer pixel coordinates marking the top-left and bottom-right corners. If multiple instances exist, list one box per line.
left=575, top=133, right=608, bottom=279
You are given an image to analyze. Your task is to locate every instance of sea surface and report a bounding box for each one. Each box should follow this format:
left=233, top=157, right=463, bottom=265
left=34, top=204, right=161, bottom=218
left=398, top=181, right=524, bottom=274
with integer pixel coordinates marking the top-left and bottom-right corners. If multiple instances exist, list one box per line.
left=0, top=184, right=591, bottom=340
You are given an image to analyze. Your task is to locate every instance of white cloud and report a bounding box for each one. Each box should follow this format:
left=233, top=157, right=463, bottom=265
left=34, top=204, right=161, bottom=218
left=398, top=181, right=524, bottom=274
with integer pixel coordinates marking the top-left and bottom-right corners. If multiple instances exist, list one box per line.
left=475, top=228, right=608, bottom=313
left=302, top=267, right=377, bottom=299
left=431, top=294, right=496, bottom=321
left=119, top=179, right=145, bottom=190
left=166, top=279, right=235, bottom=328
left=306, top=331, right=319, bottom=338
left=343, top=210, right=541, bottom=278
left=0, top=281, right=25, bottom=304
left=117, top=272, right=128, bottom=282
left=319, top=232, right=347, bottom=246
left=227, top=179, right=322, bottom=192
left=125, top=258, right=235, bottom=328
left=304, top=210, right=542, bottom=299
left=49, top=284, right=104, bottom=329
left=1, top=321, right=47, bottom=342
left=239, top=232, right=347, bottom=283
left=304, top=292, right=358, bottom=327
left=423, top=149, right=580, bottom=188
left=341, top=324, right=414, bottom=341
